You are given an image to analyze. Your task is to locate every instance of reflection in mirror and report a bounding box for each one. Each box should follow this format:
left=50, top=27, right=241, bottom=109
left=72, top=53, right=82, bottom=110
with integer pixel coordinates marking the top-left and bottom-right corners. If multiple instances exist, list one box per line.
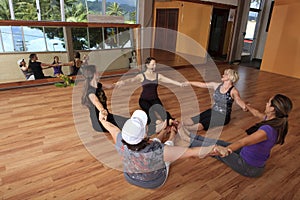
left=89, top=27, right=104, bottom=50
left=44, top=27, right=66, bottom=51
left=0, top=21, right=140, bottom=86
left=71, top=27, right=89, bottom=50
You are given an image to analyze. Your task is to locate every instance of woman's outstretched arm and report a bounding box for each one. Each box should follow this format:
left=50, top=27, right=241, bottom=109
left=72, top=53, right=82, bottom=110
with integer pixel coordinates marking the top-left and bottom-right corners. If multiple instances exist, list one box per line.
left=99, top=113, right=120, bottom=144
left=188, top=81, right=219, bottom=89
left=215, top=129, right=268, bottom=157
left=246, top=104, right=265, bottom=120
left=115, top=74, right=143, bottom=87
left=158, top=74, right=185, bottom=87
left=231, top=88, right=248, bottom=111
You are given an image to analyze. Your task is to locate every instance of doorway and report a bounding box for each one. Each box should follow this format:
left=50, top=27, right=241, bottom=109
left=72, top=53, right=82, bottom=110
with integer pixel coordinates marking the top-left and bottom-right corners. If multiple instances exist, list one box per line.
left=208, top=8, right=229, bottom=61
left=241, top=0, right=262, bottom=66
left=154, top=8, right=179, bottom=52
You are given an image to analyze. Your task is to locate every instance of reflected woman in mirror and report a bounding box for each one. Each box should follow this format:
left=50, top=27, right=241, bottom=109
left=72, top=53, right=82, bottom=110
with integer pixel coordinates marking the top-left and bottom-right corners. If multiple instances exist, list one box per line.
left=28, top=53, right=53, bottom=79
left=65, top=52, right=82, bottom=76
left=52, top=56, right=64, bottom=77
left=18, top=58, right=35, bottom=80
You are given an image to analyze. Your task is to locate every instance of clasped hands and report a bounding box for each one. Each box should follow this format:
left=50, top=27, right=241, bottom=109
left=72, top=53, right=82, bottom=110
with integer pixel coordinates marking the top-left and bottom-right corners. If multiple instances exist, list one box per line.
left=209, top=145, right=232, bottom=157
left=99, top=109, right=108, bottom=121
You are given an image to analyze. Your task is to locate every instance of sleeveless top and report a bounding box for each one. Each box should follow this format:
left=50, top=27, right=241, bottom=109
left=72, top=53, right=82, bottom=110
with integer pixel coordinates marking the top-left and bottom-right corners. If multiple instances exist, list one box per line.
left=53, top=62, right=63, bottom=75
left=86, top=82, right=108, bottom=124
left=29, top=61, right=45, bottom=79
left=87, top=82, right=107, bottom=110
left=140, top=73, right=159, bottom=100
left=115, top=133, right=167, bottom=189
left=212, top=84, right=234, bottom=115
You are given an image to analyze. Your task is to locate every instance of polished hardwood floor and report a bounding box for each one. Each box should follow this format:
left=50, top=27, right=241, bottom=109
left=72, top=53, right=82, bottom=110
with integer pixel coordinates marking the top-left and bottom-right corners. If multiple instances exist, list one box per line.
left=0, top=63, right=299, bottom=199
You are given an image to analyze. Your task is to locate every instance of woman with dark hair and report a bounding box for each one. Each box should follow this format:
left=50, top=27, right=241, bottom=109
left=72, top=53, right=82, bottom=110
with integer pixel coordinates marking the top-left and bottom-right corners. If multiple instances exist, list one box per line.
left=18, top=58, right=35, bottom=80
left=98, top=110, right=220, bottom=189
left=115, top=57, right=186, bottom=135
left=185, top=94, right=293, bottom=177
left=28, top=53, right=53, bottom=79
left=81, top=65, right=128, bottom=132
left=52, top=56, right=64, bottom=77
left=69, top=52, right=82, bottom=76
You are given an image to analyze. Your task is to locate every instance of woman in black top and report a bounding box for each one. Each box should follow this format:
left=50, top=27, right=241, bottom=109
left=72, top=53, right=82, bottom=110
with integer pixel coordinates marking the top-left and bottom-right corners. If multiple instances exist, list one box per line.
left=81, top=65, right=128, bottom=132
left=28, top=53, right=53, bottom=79
left=115, top=57, right=186, bottom=135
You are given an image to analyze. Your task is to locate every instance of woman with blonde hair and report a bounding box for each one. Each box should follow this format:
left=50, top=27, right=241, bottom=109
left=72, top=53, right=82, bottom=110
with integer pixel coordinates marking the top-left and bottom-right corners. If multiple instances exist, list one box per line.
left=183, top=69, right=248, bottom=131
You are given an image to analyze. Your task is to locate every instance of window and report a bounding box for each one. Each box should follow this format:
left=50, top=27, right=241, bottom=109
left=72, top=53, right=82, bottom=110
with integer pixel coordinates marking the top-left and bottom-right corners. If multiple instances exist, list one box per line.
left=250, top=0, right=261, bottom=9
left=104, top=27, right=118, bottom=49
left=106, top=0, right=137, bottom=24
left=0, top=26, right=14, bottom=52
left=1, top=0, right=138, bottom=23
left=44, top=27, right=66, bottom=51
left=89, top=28, right=104, bottom=50
left=23, top=27, right=46, bottom=52
left=12, top=26, right=24, bottom=51
left=86, top=0, right=103, bottom=15
left=71, top=28, right=89, bottom=50
left=118, top=27, right=132, bottom=48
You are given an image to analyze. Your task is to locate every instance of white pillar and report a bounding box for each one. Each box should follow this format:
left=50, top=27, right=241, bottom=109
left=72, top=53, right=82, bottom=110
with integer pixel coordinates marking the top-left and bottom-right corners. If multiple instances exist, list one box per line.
left=102, top=0, right=106, bottom=15
left=60, top=0, right=65, bottom=21
left=36, top=0, right=41, bottom=21
left=8, top=0, right=15, bottom=20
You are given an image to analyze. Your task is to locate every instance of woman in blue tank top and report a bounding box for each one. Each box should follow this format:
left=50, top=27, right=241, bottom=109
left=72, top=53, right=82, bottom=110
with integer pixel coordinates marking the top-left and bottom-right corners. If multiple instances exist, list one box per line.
left=183, top=69, right=248, bottom=131
left=115, top=57, right=187, bottom=135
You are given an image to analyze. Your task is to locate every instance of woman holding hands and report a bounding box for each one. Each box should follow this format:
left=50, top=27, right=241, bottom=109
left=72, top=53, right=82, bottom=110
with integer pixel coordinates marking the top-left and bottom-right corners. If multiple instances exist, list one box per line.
left=183, top=69, right=248, bottom=131
left=81, top=65, right=128, bottom=132
left=115, top=57, right=186, bottom=135
left=187, top=94, right=293, bottom=177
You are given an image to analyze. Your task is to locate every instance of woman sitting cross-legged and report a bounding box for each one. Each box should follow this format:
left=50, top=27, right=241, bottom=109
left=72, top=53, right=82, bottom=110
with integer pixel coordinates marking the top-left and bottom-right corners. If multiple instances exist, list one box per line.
left=115, top=57, right=187, bottom=136
left=183, top=68, right=248, bottom=132
left=180, top=94, right=293, bottom=177
left=99, top=110, right=225, bottom=189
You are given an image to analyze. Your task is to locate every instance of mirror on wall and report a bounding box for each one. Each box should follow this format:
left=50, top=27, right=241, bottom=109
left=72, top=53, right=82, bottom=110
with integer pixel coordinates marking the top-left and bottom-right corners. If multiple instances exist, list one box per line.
left=0, top=21, right=139, bottom=84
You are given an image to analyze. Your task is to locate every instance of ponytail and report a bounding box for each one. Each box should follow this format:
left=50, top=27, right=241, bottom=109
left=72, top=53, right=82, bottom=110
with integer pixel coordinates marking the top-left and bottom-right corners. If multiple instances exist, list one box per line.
left=81, top=65, right=96, bottom=108
left=246, top=94, right=293, bottom=145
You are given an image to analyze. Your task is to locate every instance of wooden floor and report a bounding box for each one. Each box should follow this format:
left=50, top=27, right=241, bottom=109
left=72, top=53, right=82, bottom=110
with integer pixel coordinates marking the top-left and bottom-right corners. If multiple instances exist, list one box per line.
left=0, top=64, right=300, bottom=200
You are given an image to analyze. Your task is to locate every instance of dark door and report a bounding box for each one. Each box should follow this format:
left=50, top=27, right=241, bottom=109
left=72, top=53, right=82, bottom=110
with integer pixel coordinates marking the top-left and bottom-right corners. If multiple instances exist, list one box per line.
left=155, top=9, right=179, bottom=52
left=208, top=8, right=229, bottom=58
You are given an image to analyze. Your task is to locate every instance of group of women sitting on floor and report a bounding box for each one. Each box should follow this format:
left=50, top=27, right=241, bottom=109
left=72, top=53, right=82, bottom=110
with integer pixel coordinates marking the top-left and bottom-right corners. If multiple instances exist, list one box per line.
left=18, top=52, right=87, bottom=80
left=80, top=57, right=293, bottom=189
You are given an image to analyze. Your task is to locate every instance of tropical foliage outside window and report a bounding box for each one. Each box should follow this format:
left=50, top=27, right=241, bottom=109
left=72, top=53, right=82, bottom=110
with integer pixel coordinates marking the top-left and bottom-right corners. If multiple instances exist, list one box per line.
left=0, top=0, right=137, bottom=24
left=0, top=0, right=136, bottom=53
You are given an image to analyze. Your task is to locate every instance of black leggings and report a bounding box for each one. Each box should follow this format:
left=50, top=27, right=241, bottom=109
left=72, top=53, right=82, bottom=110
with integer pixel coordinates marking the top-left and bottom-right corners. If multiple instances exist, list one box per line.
left=139, top=98, right=173, bottom=135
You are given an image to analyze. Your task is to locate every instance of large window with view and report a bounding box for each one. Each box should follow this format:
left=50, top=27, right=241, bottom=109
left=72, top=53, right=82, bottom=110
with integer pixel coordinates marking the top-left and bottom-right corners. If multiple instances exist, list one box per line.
left=1, top=0, right=137, bottom=24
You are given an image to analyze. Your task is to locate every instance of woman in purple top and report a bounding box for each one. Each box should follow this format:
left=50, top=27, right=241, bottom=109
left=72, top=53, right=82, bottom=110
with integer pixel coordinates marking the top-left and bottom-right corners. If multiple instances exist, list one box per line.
left=52, top=56, right=63, bottom=77
left=187, top=94, right=293, bottom=177
left=115, top=57, right=187, bottom=135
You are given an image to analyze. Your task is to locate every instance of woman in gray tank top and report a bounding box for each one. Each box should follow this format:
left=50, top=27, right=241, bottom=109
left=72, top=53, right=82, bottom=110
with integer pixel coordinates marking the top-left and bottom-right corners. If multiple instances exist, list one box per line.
left=183, top=69, right=248, bottom=131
